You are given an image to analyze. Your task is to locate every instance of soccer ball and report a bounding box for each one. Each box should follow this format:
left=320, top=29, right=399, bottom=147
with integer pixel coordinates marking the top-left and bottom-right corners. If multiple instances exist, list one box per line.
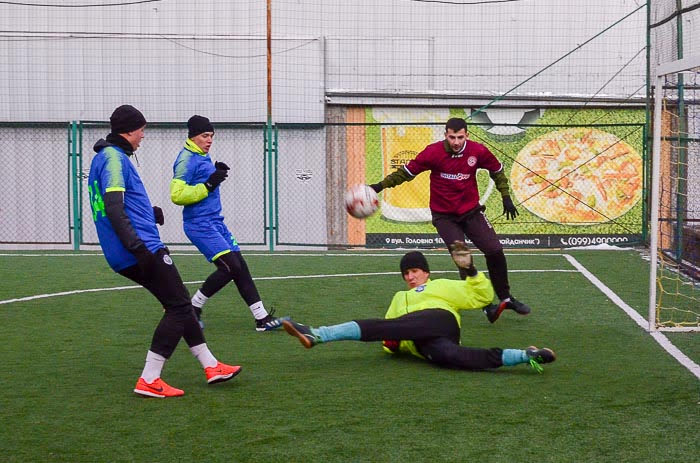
left=345, top=184, right=379, bottom=219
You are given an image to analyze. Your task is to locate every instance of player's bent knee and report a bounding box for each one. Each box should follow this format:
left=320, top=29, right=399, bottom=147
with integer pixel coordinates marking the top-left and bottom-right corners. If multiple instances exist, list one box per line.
left=164, top=302, right=196, bottom=317
left=215, top=252, right=248, bottom=279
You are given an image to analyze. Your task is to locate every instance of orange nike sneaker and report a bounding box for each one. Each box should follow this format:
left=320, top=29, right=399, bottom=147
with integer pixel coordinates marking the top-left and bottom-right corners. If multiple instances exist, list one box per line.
left=204, top=362, right=242, bottom=384
left=134, top=377, right=184, bottom=398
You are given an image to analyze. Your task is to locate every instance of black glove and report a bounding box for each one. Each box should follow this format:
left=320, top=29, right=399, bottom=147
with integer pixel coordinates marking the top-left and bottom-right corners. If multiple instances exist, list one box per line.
left=214, top=161, right=230, bottom=171
left=502, top=196, right=518, bottom=220
left=153, top=206, right=164, bottom=226
left=369, top=183, right=383, bottom=193
left=204, top=168, right=228, bottom=191
left=133, top=245, right=158, bottom=275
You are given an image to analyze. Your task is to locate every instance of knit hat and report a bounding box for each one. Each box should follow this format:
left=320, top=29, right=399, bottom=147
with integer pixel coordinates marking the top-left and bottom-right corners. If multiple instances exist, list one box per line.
left=400, top=251, right=430, bottom=274
left=109, top=105, right=146, bottom=134
left=187, top=115, right=214, bottom=138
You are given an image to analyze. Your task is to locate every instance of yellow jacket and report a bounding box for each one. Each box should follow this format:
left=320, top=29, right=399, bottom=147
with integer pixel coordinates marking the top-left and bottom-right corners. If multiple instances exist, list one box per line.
left=383, top=272, right=495, bottom=358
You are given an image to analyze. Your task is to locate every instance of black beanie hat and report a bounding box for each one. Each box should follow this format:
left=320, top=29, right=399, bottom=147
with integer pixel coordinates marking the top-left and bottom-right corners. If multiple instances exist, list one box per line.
left=110, top=105, right=146, bottom=134
left=400, top=251, right=430, bottom=274
left=188, top=115, right=214, bottom=138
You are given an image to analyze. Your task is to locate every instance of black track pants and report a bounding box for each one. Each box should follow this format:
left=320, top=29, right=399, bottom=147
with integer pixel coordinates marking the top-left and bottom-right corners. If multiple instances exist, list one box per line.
left=432, top=208, right=511, bottom=300
left=355, top=309, right=503, bottom=370
left=119, top=249, right=205, bottom=358
left=201, top=251, right=261, bottom=306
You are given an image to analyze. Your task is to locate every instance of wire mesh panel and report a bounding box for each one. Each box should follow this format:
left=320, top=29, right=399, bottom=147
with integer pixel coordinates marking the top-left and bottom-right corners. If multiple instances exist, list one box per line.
left=0, top=1, right=268, bottom=122
left=275, top=125, right=328, bottom=246
left=0, top=0, right=653, bottom=250
left=79, top=122, right=267, bottom=247
left=285, top=0, right=646, bottom=101
left=311, top=106, right=645, bottom=249
left=0, top=123, right=71, bottom=245
left=649, top=0, right=700, bottom=72
left=0, top=1, right=647, bottom=123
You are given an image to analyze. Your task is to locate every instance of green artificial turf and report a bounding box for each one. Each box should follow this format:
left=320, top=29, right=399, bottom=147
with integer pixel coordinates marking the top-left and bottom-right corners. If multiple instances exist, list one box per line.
left=0, top=250, right=697, bottom=462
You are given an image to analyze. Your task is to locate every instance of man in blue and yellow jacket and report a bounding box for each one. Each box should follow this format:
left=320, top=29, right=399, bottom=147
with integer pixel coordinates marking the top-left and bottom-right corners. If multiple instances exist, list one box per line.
left=89, top=105, right=240, bottom=398
left=283, top=244, right=556, bottom=372
left=171, top=115, right=288, bottom=331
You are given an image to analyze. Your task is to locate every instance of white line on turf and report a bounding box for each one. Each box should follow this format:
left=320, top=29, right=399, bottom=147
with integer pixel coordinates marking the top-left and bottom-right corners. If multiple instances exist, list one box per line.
left=0, top=252, right=569, bottom=257
left=564, top=254, right=700, bottom=381
left=0, top=269, right=576, bottom=306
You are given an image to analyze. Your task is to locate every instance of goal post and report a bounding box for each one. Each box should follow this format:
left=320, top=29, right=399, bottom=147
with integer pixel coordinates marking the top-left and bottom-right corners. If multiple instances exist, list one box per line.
left=648, top=55, right=700, bottom=332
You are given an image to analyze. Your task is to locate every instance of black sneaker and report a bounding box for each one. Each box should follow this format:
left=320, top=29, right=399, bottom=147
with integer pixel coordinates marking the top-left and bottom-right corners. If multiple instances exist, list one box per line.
left=526, top=346, right=556, bottom=373
left=193, top=306, right=204, bottom=330
left=501, top=297, right=531, bottom=315
left=255, top=308, right=290, bottom=332
left=282, top=320, right=321, bottom=348
left=483, top=303, right=505, bottom=324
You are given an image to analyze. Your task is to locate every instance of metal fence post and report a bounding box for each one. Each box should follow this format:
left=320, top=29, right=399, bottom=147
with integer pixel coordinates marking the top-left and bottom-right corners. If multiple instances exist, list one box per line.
left=69, top=121, right=81, bottom=250
left=265, top=122, right=276, bottom=251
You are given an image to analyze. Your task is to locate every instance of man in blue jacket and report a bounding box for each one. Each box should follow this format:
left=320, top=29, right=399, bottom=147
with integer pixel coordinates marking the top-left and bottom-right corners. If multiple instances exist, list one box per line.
left=170, top=115, right=288, bottom=331
left=88, top=105, right=240, bottom=398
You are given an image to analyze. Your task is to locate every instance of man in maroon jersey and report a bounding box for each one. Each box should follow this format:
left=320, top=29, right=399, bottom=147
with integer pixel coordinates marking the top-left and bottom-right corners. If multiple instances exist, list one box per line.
left=369, top=117, right=530, bottom=323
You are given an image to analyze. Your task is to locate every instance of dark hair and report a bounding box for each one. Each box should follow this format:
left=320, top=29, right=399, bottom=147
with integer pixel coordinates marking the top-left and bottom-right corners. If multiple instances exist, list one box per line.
left=445, top=117, right=468, bottom=133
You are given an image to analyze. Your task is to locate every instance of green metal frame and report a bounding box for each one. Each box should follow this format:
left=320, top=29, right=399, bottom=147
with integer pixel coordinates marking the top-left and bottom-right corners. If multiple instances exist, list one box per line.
left=643, top=1, right=651, bottom=243
left=273, top=125, right=279, bottom=248
left=74, top=121, right=269, bottom=248
left=265, top=121, right=277, bottom=251
left=69, top=121, right=81, bottom=250
left=673, top=0, right=688, bottom=261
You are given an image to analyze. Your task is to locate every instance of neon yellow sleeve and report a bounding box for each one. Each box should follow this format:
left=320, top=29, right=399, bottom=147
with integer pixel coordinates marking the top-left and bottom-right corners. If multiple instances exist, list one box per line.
left=169, top=178, right=208, bottom=206
left=459, top=272, right=496, bottom=309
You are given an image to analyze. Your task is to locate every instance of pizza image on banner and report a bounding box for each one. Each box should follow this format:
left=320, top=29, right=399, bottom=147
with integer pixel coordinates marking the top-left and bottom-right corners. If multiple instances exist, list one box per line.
left=510, top=128, right=642, bottom=224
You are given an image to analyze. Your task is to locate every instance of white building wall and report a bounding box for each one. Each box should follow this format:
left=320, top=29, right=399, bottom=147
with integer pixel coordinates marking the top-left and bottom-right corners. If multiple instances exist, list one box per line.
left=0, top=0, right=647, bottom=123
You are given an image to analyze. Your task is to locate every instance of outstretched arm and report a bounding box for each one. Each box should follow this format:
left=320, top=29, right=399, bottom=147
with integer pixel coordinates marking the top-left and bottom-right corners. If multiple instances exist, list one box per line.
left=369, top=167, right=414, bottom=193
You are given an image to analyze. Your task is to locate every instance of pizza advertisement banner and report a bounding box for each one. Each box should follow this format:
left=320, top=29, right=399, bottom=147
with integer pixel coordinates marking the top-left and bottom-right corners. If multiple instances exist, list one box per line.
left=355, top=107, right=645, bottom=248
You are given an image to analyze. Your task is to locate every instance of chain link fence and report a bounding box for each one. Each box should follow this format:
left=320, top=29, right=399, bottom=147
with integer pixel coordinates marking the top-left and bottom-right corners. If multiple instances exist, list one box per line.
left=77, top=122, right=268, bottom=248
left=3, top=110, right=645, bottom=250
left=0, top=123, right=72, bottom=245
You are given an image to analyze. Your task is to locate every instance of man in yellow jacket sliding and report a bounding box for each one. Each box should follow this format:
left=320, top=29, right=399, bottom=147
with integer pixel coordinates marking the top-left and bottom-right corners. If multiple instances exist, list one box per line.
left=283, top=243, right=556, bottom=372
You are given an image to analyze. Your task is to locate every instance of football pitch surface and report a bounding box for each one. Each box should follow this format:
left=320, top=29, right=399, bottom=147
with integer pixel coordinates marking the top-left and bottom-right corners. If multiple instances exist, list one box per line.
left=0, top=249, right=697, bottom=462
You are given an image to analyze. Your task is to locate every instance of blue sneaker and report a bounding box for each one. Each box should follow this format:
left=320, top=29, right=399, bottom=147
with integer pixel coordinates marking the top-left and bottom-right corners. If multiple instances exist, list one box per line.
left=255, top=308, right=290, bottom=332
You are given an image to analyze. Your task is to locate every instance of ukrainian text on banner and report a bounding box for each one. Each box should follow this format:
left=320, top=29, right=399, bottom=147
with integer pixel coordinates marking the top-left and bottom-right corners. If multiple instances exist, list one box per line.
left=347, top=107, right=644, bottom=248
